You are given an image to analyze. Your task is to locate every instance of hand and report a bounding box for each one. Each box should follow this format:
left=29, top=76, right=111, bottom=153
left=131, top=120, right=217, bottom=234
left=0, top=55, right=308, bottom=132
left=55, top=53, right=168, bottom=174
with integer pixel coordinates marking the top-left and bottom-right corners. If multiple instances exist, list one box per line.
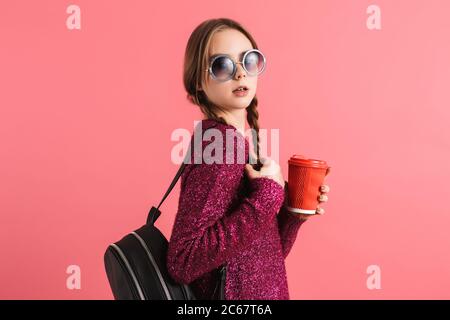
left=287, top=166, right=331, bottom=220
left=244, top=156, right=285, bottom=188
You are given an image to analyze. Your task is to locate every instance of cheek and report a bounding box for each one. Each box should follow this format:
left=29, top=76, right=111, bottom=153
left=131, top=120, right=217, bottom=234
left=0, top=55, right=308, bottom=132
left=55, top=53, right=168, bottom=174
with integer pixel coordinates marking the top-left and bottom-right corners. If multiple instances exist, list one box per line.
left=248, top=77, right=258, bottom=91
left=248, top=79, right=258, bottom=95
left=251, top=77, right=258, bottom=89
left=204, top=82, right=232, bottom=103
left=211, top=83, right=232, bottom=97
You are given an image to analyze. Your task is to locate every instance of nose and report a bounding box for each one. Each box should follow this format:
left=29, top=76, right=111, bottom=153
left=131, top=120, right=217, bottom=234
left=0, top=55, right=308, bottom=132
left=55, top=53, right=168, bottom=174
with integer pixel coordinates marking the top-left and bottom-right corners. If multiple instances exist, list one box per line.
left=234, top=62, right=246, bottom=80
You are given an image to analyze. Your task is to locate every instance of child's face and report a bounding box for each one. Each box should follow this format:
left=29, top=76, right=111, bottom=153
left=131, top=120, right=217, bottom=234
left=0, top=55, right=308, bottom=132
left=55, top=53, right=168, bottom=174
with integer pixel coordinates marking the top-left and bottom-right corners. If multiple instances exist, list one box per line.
left=200, top=28, right=259, bottom=112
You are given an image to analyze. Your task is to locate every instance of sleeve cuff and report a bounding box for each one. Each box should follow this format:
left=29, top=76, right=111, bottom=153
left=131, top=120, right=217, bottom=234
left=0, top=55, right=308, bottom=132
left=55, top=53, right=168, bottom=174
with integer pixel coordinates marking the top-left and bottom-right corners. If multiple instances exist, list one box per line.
left=248, top=177, right=285, bottom=214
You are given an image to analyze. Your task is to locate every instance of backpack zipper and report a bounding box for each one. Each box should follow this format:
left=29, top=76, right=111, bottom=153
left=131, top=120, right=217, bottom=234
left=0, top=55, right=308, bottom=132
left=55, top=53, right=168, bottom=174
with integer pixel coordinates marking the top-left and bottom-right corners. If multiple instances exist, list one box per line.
left=219, top=265, right=226, bottom=300
left=110, top=243, right=146, bottom=300
left=130, top=231, right=172, bottom=300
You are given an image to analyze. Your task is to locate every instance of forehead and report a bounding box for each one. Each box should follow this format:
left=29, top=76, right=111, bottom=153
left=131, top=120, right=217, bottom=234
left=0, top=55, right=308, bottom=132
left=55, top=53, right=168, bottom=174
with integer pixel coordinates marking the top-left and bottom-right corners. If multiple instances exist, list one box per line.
left=208, top=28, right=253, bottom=59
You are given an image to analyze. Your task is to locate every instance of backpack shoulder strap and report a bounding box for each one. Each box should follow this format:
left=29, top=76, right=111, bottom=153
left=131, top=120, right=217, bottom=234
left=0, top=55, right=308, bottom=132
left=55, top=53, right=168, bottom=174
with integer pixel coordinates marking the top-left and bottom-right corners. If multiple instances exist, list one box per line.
left=147, top=120, right=217, bottom=225
left=146, top=142, right=192, bottom=225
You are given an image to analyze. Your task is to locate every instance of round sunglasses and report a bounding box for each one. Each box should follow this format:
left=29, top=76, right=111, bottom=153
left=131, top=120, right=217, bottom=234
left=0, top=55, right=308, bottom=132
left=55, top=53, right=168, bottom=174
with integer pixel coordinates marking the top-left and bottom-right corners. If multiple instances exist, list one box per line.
left=206, top=49, right=266, bottom=82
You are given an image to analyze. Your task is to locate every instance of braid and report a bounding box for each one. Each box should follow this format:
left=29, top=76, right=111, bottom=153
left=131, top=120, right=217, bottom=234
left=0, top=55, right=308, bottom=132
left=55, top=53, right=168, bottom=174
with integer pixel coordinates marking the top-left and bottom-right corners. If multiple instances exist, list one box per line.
left=246, top=97, right=263, bottom=171
left=193, top=91, right=228, bottom=125
left=191, top=91, right=262, bottom=170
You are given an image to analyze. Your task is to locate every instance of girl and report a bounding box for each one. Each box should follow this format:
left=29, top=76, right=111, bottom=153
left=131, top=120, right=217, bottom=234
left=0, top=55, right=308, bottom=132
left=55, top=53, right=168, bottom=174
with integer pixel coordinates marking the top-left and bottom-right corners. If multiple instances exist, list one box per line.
left=166, top=18, right=330, bottom=300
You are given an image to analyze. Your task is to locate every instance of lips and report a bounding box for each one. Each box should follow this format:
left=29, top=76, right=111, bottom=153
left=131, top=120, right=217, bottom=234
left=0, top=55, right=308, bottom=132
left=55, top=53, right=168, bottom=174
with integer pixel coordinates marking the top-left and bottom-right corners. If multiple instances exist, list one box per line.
left=232, top=85, right=249, bottom=93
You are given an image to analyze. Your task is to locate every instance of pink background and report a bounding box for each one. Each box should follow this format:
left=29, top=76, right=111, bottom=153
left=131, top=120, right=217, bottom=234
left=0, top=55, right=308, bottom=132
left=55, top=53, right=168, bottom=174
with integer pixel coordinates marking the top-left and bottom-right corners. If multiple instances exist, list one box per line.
left=1, top=0, right=449, bottom=299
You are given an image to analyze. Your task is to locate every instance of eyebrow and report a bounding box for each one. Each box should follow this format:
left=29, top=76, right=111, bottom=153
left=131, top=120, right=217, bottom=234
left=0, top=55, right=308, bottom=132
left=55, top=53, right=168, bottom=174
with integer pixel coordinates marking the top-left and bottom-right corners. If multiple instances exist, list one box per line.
left=209, top=50, right=250, bottom=60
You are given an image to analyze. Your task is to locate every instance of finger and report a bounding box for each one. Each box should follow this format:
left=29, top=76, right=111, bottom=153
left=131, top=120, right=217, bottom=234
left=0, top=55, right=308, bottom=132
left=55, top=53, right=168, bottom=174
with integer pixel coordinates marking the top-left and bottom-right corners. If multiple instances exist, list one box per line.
left=316, top=207, right=325, bottom=215
left=260, top=157, right=271, bottom=166
left=320, top=185, right=330, bottom=193
left=245, top=164, right=259, bottom=179
left=260, top=159, right=279, bottom=176
left=317, top=194, right=328, bottom=203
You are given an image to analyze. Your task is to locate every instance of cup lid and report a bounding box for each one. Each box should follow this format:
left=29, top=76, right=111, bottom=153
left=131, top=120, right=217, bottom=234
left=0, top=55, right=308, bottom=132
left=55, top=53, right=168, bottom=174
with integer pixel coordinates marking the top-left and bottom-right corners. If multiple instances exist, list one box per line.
left=289, top=154, right=328, bottom=168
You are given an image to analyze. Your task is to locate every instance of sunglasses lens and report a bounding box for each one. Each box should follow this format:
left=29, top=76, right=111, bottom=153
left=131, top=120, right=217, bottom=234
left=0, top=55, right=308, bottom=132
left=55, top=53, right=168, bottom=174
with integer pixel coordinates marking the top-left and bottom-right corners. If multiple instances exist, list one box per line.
left=244, top=51, right=265, bottom=75
left=211, top=56, right=234, bottom=81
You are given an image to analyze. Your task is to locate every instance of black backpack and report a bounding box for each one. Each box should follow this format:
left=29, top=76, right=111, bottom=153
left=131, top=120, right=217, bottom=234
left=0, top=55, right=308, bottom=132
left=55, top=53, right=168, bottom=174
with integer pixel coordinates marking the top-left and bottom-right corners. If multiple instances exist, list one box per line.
left=103, top=151, right=227, bottom=300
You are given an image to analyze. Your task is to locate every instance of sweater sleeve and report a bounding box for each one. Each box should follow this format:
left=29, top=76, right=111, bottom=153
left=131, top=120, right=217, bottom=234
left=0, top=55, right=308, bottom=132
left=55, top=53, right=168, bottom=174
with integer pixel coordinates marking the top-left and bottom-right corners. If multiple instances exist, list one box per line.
left=276, top=180, right=307, bottom=259
left=166, top=161, right=285, bottom=285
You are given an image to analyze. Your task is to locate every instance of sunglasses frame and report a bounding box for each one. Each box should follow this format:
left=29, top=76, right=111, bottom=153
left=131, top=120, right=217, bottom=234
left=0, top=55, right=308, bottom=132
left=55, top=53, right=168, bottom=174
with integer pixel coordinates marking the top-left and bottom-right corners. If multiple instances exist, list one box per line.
left=206, top=49, right=267, bottom=82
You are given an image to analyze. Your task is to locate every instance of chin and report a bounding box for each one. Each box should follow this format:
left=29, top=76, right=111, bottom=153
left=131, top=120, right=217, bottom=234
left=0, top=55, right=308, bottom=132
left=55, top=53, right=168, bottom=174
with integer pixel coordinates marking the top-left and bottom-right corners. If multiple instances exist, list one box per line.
left=229, top=97, right=254, bottom=108
left=229, top=102, right=251, bottom=110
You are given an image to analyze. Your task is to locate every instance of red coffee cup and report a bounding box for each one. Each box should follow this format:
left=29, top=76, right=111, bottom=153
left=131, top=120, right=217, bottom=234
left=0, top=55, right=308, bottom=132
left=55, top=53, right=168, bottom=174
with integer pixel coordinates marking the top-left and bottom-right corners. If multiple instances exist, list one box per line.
left=287, top=155, right=330, bottom=214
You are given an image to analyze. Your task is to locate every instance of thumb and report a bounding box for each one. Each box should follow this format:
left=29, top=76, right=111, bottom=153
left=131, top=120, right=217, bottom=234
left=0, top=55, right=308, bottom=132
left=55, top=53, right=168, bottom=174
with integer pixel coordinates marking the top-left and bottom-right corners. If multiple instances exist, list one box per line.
left=245, top=163, right=259, bottom=180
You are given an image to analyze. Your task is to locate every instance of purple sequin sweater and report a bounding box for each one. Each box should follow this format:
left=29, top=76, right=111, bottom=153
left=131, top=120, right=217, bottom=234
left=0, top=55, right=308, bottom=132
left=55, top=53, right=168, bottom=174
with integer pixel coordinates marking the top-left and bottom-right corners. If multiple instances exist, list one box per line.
left=166, top=118, right=306, bottom=300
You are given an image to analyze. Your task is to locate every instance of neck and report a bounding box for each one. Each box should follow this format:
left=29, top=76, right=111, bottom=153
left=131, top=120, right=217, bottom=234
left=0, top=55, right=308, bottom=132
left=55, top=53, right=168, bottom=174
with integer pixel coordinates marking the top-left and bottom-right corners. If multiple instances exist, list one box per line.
left=214, top=108, right=247, bottom=137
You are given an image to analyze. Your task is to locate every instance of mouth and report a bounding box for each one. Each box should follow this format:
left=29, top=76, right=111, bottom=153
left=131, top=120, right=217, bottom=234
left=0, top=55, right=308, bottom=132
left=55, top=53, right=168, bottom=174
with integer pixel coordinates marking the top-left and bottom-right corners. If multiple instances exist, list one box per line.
left=232, top=85, right=249, bottom=97
left=232, top=85, right=249, bottom=93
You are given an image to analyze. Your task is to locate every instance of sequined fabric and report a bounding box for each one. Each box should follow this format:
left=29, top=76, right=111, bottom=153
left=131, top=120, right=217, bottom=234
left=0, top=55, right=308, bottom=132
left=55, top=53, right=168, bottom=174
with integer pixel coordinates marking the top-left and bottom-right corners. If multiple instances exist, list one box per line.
left=166, top=118, right=306, bottom=300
